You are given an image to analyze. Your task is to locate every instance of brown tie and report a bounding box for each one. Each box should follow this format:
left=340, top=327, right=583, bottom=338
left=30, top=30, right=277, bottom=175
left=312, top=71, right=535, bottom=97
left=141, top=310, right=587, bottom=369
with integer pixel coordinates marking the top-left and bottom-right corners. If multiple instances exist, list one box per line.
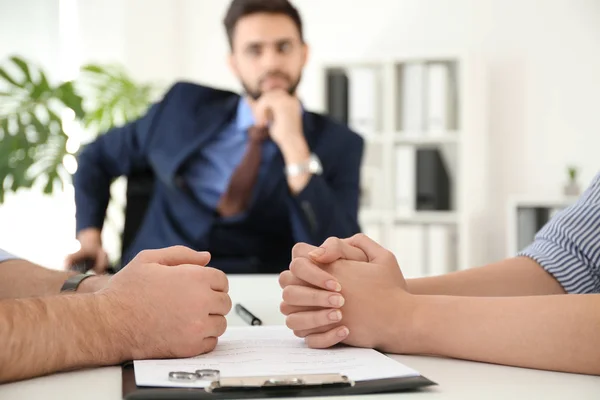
left=217, top=126, right=270, bottom=217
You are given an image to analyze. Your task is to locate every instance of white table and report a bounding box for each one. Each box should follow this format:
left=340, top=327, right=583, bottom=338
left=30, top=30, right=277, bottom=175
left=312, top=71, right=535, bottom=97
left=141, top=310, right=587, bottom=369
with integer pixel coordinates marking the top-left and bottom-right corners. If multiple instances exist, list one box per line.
left=2, top=275, right=599, bottom=400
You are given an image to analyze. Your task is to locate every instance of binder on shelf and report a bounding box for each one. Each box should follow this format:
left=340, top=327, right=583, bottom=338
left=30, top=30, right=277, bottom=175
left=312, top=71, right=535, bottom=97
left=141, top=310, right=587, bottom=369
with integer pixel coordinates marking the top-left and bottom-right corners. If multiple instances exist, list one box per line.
left=516, top=207, right=550, bottom=252
left=348, top=66, right=380, bottom=135
left=361, top=140, right=384, bottom=209
left=359, top=166, right=381, bottom=209
left=426, top=224, right=456, bottom=276
left=400, top=63, right=426, bottom=136
left=425, top=62, right=458, bottom=135
left=425, top=63, right=449, bottom=134
left=325, top=69, right=349, bottom=125
left=416, top=149, right=451, bottom=211
left=395, top=146, right=416, bottom=216
left=390, top=225, right=426, bottom=278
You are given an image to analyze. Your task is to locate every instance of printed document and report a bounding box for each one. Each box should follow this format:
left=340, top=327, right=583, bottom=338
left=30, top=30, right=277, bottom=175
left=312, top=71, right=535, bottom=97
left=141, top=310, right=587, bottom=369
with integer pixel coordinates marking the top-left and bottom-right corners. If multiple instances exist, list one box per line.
left=134, top=326, right=420, bottom=388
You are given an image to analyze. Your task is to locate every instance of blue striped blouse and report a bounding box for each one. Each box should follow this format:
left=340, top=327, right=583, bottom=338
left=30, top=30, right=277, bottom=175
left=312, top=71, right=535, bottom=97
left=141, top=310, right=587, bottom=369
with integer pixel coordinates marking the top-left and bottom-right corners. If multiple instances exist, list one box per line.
left=0, top=248, right=17, bottom=263
left=518, top=172, right=600, bottom=294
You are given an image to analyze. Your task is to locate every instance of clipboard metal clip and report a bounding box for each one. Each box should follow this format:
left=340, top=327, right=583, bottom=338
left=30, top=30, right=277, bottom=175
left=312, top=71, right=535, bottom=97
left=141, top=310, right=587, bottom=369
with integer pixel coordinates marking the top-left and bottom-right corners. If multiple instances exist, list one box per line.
left=168, top=369, right=220, bottom=383
left=205, top=373, right=354, bottom=393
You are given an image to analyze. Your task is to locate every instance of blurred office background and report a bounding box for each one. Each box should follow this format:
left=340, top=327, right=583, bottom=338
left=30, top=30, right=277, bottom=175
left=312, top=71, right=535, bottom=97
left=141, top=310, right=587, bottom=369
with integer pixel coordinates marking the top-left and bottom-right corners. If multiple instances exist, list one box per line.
left=0, top=0, right=599, bottom=275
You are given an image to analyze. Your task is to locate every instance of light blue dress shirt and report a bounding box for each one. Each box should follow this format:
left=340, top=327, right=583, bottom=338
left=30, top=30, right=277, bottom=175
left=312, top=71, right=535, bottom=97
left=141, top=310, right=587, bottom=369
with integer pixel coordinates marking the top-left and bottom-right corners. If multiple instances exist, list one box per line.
left=519, top=171, right=600, bottom=294
left=0, top=248, right=17, bottom=263
left=184, top=97, right=278, bottom=210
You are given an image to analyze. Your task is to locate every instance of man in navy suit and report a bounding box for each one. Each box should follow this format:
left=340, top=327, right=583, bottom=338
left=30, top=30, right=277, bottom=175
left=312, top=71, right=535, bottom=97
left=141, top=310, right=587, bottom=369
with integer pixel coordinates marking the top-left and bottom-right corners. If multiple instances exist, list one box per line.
left=67, top=0, right=364, bottom=274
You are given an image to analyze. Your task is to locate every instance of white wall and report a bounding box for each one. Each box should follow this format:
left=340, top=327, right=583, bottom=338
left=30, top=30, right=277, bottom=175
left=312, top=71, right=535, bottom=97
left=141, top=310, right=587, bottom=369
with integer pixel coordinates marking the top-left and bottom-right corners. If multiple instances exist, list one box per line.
left=1, top=0, right=600, bottom=266
left=0, top=0, right=80, bottom=267
left=0, top=0, right=60, bottom=74
left=77, top=0, right=186, bottom=86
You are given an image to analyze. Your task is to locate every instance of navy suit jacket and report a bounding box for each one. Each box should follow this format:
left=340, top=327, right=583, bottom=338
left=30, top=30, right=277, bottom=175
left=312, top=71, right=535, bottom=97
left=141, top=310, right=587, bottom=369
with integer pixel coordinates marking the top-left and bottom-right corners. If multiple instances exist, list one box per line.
left=74, top=82, right=364, bottom=273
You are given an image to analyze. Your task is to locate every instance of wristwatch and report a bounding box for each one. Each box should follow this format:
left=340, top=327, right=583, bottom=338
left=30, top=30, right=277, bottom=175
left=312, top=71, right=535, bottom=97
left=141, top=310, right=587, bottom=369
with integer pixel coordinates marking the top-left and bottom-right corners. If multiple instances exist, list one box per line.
left=60, top=273, right=94, bottom=293
left=285, top=153, right=323, bottom=177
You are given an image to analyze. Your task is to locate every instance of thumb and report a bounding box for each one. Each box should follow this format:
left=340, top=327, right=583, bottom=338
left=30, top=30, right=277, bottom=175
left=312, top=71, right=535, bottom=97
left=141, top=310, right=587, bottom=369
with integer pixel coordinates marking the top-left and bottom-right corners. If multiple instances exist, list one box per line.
left=64, top=248, right=85, bottom=267
left=346, top=234, right=389, bottom=264
left=309, top=237, right=368, bottom=264
left=137, top=246, right=212, bottom=267
left=94, top=250, right=109, bottom=271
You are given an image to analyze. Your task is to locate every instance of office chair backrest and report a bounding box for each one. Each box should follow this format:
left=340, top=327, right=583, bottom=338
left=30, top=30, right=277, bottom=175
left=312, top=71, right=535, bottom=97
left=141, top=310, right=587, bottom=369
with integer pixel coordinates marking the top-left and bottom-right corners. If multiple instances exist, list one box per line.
left=121, top=168, right=155, bottom=260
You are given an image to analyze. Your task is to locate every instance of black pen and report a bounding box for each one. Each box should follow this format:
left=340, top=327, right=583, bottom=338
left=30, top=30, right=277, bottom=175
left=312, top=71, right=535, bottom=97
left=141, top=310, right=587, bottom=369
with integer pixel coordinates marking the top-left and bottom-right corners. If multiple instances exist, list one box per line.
left=235, top=303, right=262, bottom=326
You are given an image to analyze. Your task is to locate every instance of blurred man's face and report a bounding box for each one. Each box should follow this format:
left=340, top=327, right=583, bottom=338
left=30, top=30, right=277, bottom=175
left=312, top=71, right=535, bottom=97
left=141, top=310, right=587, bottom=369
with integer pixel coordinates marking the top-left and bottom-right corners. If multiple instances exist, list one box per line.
left=228, top=13, right=308, bottom=100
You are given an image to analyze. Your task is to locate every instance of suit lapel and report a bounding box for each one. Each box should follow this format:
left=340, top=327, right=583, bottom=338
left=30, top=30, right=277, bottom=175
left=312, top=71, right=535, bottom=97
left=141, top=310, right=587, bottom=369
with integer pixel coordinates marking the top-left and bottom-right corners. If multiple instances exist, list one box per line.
left=158, top=95, right=240, bottom=187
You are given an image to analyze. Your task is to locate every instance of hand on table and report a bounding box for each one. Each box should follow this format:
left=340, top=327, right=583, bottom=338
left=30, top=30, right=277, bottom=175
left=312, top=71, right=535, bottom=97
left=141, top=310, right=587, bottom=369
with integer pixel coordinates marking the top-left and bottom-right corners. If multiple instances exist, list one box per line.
left=279, top=234, right=413, bottom=352
left=97, top=246, right=232, bottom=361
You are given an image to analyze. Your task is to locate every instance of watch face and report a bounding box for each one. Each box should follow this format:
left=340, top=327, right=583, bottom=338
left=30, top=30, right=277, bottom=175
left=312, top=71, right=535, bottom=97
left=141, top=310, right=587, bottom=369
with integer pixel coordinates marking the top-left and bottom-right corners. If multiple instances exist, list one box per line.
left=309, top=155, right=323, bottom=174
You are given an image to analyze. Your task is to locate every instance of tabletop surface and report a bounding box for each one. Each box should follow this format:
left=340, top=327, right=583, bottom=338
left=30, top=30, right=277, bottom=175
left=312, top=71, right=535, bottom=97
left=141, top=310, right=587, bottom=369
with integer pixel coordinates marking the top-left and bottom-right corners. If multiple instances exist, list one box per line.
left=2, top=275, right=599, bottom=400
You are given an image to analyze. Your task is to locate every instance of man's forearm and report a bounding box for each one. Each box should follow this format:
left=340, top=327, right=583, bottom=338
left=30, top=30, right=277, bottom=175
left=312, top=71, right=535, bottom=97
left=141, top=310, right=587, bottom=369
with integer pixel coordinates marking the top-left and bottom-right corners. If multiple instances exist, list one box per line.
left=280, top=135, right=312, bottom=194
left=0, top=293, right=127, bottom=383
left=0, top=260, right=75, bottom=299
left=404, top=293, right=600, bottom=375
left=406, top=256, right=565, bottom=297
left=0, top=260, right=111, bottom=299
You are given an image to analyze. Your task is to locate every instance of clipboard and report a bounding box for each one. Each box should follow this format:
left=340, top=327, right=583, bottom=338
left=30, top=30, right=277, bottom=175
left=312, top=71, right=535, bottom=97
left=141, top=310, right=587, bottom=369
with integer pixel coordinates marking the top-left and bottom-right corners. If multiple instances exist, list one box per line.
left=121, top=361, right=437, bottom=399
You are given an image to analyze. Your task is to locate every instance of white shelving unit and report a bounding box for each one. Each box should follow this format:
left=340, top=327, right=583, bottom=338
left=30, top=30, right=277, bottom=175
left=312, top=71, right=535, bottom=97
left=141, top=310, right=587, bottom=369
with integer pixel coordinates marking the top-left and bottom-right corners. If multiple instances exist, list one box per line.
left=323, top=54, right=488, bottom=277
left=506, top=195, right=577, bottom=257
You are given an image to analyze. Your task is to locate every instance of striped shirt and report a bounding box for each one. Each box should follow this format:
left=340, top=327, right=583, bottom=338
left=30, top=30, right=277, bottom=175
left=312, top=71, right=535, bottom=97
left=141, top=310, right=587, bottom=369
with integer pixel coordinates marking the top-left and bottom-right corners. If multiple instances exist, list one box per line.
left=0, top=248, right=18, bottom=264
left=518, top=172, right=600, bottom=294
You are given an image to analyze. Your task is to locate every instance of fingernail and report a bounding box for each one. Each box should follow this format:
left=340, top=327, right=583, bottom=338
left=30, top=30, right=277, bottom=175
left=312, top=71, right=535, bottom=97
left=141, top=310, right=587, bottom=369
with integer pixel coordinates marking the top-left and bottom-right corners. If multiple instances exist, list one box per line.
left=309, top=248, right=326, bottom=258
left=328, top=310, right=342, bottom=322
left=337, top=327, right=350, bottom=338
left=329, top=295, right=345, bottom=307
left=326, top=280, right=342, bottom=292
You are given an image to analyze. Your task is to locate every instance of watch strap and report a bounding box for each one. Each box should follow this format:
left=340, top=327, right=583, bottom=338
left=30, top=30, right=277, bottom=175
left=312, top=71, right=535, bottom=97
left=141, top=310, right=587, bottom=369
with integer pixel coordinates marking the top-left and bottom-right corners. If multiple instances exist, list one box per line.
left=61, top=273, right=94, bottom=293
left=285, top=153, right=322, bottom=177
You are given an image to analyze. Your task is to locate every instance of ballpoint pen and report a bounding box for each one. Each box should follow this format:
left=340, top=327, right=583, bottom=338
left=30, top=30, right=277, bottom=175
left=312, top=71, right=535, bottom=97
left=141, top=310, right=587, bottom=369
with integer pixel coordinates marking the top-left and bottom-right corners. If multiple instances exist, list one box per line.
left=235, top=303, right=262, bottom=326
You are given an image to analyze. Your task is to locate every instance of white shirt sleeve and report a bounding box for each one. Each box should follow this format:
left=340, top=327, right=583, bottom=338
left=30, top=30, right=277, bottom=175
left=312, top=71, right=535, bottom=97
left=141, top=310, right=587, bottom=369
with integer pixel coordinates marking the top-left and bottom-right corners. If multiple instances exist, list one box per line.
left=0, top=248, right=18, bottom=263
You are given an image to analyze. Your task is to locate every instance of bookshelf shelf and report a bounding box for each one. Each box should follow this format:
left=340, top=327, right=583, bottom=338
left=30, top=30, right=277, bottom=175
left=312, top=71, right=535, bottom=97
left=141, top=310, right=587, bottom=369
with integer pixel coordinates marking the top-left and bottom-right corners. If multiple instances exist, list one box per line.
left=505, top=195, right=576, bottom=257
left=323, top=54, right=488, bottom=276
left=358, top=209, right=389, bottom=224
left=394, top=211, right=459, bottom=225
left=393, top=133, right=461, bottom=146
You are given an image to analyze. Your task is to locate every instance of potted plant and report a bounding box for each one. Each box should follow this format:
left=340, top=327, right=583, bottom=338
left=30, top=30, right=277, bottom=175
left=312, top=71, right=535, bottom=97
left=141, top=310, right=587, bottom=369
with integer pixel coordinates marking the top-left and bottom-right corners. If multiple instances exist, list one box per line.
left=564, top=165, right=581, bottom=197
left=0, top=55, right=159, bottom=203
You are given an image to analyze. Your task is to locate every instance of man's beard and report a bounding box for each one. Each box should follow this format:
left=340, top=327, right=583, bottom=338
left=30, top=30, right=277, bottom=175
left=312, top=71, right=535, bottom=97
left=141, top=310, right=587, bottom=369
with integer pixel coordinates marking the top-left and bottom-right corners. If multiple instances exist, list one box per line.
left=242, top=71, right=302, bottom=100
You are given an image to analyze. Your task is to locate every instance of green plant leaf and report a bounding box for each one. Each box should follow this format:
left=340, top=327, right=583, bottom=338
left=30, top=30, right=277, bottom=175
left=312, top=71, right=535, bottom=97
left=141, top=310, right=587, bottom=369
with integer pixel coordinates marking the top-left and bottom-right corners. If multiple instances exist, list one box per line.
left=0, top=55, right=159, bottom=204
left=0, top=67, right=22, bottom=88
left=30, top=70, right=51, bottom=100
left=43, top=174, right=54, bottom=194
left=10, top=56, right=32, bottom=85
left=56, top=81, right=85, bottom=118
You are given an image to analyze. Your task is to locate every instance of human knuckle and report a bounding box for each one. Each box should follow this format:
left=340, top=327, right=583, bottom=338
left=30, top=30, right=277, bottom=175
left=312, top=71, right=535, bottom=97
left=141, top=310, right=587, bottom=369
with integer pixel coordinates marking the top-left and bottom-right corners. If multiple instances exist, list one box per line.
left=223, top=294, right=233, bottom=312
left=293, top=330, right=308, bottom=338
left=292, top=242, right=312, bottom=258
left=354, top=233, right=368, bottom=241
left=278, top=271, right=290, bottom=287
left=279, top=301, right=290, bottom=315
left=289, top=257, right=306, bottom=274
left=281, top=286, right=294, bottom=302
left=136, top=249, right=152, bottom=261
left=285, top=316, right=295, bottom=329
